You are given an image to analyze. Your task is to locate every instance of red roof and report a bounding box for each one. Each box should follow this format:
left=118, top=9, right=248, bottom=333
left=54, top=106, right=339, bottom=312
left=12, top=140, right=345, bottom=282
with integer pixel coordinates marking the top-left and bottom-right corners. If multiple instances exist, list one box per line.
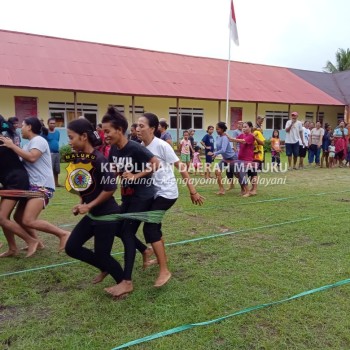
left=0, top=29, right=344, bottom=106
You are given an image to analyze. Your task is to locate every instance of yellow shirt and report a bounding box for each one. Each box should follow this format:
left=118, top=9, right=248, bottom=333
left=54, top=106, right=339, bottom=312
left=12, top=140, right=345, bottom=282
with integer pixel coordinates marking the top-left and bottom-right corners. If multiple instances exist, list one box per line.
left=253, top=130, right=265, bottom=162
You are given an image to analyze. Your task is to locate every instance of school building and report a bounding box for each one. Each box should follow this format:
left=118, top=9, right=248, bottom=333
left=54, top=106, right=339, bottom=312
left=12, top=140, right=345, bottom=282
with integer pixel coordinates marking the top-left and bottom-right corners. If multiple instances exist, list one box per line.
left=0, top=29, right=349, bottom=145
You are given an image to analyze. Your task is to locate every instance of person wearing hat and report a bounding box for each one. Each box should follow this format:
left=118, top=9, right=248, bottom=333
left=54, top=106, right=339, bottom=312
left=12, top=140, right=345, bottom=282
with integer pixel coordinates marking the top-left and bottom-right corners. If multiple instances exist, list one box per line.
left=285, top=112, right=305, bottom=170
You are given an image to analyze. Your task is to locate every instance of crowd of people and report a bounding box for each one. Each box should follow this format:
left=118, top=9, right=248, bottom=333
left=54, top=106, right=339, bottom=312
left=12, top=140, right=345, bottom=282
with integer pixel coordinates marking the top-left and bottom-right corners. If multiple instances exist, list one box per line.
left=0, top=110, right=204, bottom=299
left=281, top=112, right=349, bottom=170
left=1, top=109, right=348, bottom=298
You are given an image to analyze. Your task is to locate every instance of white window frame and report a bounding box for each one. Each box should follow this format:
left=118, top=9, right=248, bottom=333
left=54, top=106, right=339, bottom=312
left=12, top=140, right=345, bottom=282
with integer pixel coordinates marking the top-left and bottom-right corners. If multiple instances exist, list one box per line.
left=169, top=107, right=203, bottom=130
left=49, top=102, right=98, bottom=127
left=265, top=111, right=289, bottom=130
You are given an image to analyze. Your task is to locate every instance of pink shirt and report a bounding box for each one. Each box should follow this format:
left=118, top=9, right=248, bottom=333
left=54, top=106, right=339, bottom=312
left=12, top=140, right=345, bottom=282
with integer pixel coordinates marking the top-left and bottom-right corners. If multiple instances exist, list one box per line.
left=192, top=152, right=200, bottom=165
left=180, top=139, right=191, bottom=155
left=237, top=133, right=255, bottom=161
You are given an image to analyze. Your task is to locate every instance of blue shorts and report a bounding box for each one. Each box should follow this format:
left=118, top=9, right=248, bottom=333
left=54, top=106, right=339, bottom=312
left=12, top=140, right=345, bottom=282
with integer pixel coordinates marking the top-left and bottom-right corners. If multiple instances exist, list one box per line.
left=286, top=142, right=299, bottom=157
left=205, top=154, right=213, bottom=163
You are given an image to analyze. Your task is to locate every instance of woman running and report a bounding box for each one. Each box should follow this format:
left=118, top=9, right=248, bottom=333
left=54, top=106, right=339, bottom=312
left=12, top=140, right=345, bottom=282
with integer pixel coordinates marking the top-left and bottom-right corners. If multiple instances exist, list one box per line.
left=101, top=107, right=160, bottom=298
left=0, top=117, right=70, bottom=251
left=64, top=119, right=125, bottom=291
left=136, top=113, right=204, bottom=287
left=0, top=116, right=39, bottom=257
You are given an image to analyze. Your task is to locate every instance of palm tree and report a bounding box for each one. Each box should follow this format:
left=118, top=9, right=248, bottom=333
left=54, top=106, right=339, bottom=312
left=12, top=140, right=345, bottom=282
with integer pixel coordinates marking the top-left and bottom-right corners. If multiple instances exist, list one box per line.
left=324, top=48, right=350, bottom=73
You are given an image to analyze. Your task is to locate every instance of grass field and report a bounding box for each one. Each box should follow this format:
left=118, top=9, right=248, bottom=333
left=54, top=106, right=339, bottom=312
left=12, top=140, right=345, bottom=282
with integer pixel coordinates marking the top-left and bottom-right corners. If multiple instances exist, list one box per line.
left=1, top=159, right=350, bottom=350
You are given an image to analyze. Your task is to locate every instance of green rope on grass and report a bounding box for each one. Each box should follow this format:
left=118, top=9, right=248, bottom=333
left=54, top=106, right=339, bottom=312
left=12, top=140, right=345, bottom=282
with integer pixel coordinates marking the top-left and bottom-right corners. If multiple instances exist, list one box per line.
left=111, top=277, right=350, bottom=349
left=87, top=210, right=166, bottom=223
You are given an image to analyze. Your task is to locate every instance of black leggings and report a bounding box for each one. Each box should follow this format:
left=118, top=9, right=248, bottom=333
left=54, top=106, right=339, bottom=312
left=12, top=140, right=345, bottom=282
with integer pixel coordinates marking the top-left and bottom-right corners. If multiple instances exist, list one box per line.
left=143, top=196, right=177, bottom=243
left=65, top=216, right=124, bottom=283
left=118, top=197, right=153, bottom=281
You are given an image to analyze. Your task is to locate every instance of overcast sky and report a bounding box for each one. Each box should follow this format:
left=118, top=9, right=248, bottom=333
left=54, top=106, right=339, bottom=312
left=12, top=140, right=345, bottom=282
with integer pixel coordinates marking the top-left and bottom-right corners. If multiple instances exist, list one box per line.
left=1, top=0, right=349, bottom=72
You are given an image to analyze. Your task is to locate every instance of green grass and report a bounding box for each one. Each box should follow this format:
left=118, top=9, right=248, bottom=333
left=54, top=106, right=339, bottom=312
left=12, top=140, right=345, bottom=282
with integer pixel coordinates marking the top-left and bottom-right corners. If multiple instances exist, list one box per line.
left=1, top=158, right=350, bottom=350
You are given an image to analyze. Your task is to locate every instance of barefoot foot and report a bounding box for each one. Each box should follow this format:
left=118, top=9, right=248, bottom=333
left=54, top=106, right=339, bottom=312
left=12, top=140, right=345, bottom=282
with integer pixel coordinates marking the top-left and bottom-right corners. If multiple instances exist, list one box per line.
left=105, top=280, right=133, bottom=297
left=142, top=247, right=155, bottom=269
left=0, top=249, right=19, bottom=258
left=21, top=241, right=45, bottom=251
left=59, top=231, right=70, bottom=251
left=92, top=271, right=109, bottom=284
left=143, top=258, right=159, bottom=270
left=25, top=240, right=39, bottom=258
left=215, top=191, right=225, bottom=196
left=154, top=271, right=172, bottom=287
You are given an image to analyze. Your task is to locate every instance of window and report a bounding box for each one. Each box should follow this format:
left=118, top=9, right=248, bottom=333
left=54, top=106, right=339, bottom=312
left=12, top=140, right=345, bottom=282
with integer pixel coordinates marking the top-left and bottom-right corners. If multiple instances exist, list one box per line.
left=265, top=111, right=289, bottom=130
left=169, top=107, right=203, bottom=129
left=317, top=112, right=324, bottom=125
left=49, top=102, right=98, bottom=127
left=337, top=113, right=344, bottom=123
left=305, top=112, right=314, bottom=122
left=129, top=105, right=144, bottom=119
left=109, top=105, right=125, bottom=115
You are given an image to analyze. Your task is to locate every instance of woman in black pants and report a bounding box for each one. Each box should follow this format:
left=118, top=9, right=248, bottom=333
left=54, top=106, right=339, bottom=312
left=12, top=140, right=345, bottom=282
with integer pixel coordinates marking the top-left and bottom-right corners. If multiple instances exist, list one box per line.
left=101, top=107, right=160, bottom=298
left=136, top=113, right=204, bottom=287
left=64, top=119, right=124, bottom=290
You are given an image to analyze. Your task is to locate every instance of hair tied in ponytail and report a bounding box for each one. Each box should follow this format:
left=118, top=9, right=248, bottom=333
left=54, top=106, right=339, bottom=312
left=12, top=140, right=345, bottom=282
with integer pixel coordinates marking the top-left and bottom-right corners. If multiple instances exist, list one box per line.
left=90, top=130, right=102, bottom=147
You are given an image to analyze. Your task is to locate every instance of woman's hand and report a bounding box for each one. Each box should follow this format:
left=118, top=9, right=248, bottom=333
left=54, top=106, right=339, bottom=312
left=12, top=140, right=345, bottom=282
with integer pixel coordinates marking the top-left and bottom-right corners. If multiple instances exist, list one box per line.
left=121, top=172, right=135, bottom=181
left=190, top=192, right=205, bottom=205
left=0, top=136, right=14, bottom=148
left=72, top=204, right=90, bottom=215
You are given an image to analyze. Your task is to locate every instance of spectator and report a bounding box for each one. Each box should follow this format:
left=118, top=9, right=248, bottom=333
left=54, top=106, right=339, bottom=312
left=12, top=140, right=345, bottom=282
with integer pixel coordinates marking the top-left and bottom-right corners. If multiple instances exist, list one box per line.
left=298, top=121, right=310, bottom=169
left=127, top=123, right=141, bottom=143
left=308, top=121, right=324, bottom=166
left=43, top=117, right=62, bottom=187
left=285, top=112, right=305, bottom=170
left=200, top=125, right=215, bottom=179
left=158, top=120, right=172, bottom=146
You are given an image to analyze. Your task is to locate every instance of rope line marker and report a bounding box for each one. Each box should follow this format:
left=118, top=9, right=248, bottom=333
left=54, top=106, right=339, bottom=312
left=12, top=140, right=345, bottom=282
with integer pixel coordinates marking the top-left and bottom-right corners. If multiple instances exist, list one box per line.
left=111, top=277, right=350, bottom=349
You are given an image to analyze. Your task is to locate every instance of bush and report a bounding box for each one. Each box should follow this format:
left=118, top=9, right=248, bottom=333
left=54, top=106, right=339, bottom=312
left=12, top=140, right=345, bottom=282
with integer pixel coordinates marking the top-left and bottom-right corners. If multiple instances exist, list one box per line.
left=59, top=144, right=72, bottom=162
left=264, top=139, right=271, bottom=153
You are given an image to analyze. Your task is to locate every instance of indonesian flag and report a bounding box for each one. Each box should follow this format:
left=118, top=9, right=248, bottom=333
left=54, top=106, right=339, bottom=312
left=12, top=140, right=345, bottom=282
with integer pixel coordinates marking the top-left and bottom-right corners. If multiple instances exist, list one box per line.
left=229, top=0, right=239, bottom=46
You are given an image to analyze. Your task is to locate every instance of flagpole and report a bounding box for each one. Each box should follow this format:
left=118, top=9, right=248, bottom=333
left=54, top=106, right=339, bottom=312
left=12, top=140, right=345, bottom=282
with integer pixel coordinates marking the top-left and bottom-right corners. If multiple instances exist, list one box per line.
left=225, top=27, right=232, bottom=126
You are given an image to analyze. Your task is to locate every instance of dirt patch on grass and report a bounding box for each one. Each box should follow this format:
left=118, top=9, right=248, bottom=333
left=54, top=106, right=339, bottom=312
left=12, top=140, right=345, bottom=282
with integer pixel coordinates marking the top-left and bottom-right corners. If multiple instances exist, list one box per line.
left=0, top=305, right=19, bottom=324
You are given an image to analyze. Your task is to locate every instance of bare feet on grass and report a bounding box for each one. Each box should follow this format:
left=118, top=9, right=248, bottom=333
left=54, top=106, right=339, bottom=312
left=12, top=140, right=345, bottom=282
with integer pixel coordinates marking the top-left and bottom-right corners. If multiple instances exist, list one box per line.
left=142, top=247, right=155, bottom=269
left=0, top=248, right=19, bottom=258
left=59, top=231, right=70, bottom=252
left=25, top=240, right=39, bottom=258
left=215, top=191, right=225, bottom=196
left=143, top=258, right=159, bottom=269
left=21, top=241, right=45, bottom=251
left=92, top=271, right=109, bottom=284
left=104, top=280, right=133, bottom=298
left=154, top=271, right=172, bottom=288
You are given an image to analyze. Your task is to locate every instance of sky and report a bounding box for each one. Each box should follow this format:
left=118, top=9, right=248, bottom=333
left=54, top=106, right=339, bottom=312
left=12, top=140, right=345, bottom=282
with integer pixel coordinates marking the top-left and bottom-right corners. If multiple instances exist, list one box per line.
left=1, top=0, right=349, bottom=72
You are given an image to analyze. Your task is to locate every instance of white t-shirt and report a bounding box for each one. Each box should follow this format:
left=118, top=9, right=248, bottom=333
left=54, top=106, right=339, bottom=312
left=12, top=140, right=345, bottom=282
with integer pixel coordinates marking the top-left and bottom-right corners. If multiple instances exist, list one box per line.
left=285, top=120, right=303, bottom=144
left=310, top=127, right=325, bottom=146
left=23, top=135, right=55, bottom=189
left=145, top=137, right=179, bottom=199
left=299, top=127, right=310, bottom=146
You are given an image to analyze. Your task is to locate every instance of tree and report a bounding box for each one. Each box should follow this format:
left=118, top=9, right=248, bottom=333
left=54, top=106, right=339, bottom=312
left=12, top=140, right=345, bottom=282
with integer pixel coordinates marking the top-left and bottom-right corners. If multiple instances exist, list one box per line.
left=324, top=48, right=350, bottom=73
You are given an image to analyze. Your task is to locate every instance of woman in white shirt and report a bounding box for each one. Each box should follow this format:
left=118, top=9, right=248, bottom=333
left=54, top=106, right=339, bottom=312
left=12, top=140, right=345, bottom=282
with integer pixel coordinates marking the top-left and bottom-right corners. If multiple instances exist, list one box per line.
left=0, top=117, right=70, bottom=252
left=136, top=113, right=204, bottom=287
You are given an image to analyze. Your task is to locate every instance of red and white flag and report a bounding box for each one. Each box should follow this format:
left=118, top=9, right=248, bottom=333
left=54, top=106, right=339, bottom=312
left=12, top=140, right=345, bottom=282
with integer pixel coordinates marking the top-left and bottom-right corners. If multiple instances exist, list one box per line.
left=229, top=0, right=239, bottom=46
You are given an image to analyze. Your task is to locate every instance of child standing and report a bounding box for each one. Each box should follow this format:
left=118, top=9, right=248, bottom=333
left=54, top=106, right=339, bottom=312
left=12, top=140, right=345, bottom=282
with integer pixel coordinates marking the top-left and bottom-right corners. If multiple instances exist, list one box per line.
left=328, top=139, right=336, bottom=168
left=180, top=130, right=194, bottom=171
left=192, top=146, right=202, bottom=175
left=270, top=129, right=282, bottom=169
left=200, top=125, right=215, bottom=179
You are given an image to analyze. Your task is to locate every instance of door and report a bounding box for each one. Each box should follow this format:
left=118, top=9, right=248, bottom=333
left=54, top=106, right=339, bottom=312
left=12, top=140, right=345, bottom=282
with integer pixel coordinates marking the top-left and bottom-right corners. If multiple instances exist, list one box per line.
left=230, top=107, right=243, bottom=130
